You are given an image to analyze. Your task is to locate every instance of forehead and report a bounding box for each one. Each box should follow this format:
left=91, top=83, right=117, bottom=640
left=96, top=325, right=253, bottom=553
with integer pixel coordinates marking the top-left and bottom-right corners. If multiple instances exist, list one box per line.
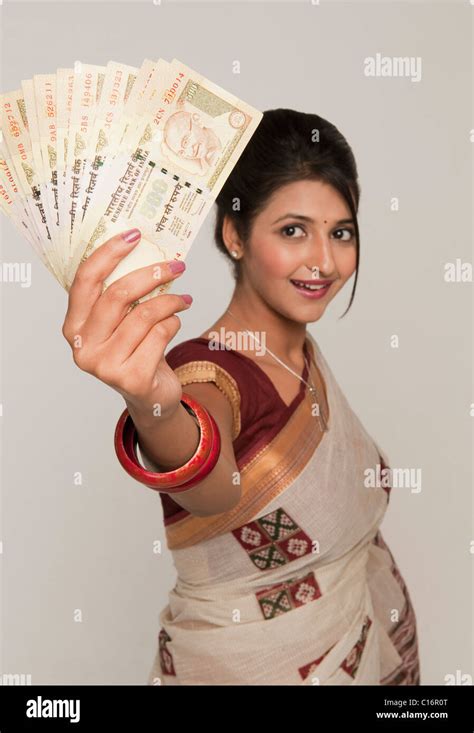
left=261, top=179, right=351, bottom=219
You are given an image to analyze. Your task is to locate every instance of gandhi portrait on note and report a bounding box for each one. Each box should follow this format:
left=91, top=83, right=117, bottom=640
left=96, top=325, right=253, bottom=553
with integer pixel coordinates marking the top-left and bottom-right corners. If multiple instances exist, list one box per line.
left=162, top=110, right=222, bottom=176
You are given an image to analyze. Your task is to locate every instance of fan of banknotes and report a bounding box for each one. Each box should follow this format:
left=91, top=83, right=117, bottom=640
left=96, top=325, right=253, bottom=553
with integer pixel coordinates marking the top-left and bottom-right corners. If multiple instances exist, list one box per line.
left=0, top=58, right=262, bottom=302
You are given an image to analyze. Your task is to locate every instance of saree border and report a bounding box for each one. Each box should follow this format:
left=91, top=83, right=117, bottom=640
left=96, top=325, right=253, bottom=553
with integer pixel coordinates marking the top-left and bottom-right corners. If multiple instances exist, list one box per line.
left=173, top=360, right=242, bottom=441
left=165, top=335, right=331, bottom=550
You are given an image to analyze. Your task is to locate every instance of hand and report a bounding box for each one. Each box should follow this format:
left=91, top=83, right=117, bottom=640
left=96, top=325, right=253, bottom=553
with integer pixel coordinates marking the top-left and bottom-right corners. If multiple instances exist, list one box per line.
left=62, top=228, right=192, bottom=420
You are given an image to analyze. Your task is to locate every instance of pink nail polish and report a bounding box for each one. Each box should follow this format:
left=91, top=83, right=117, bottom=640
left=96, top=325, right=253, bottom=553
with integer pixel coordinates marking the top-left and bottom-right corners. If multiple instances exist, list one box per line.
left=122, top=228, right=141, bottom=244
left=181, top=294, right=193, bottom=304
left=169, top=260, right=186, bottom=273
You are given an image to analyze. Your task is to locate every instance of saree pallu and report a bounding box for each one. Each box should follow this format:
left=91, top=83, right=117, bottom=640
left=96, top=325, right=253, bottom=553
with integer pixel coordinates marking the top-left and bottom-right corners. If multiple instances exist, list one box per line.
left=146, top=335, right=420, bottom=685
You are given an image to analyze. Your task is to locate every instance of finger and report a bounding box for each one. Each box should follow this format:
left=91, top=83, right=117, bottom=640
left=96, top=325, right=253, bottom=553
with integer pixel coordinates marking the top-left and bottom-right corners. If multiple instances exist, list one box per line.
left=63, top=228, right=143, bottom=338
left=103, top=293, right=193, bottom=363
left=121, top=315, right=183, bottom=390
left=81, top=259, right=187, bottom=345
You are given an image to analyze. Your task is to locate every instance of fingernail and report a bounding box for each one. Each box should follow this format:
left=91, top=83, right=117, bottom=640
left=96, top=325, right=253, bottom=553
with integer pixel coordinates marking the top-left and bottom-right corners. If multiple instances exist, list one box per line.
left=122, top=228, right=141, bottom=244
left=169, top=260, right=186, bottom=274
left=181, top=294, right=193, bottom=304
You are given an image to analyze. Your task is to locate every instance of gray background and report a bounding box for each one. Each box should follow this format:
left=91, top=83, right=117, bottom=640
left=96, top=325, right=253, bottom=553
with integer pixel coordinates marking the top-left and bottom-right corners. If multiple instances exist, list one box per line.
left=0, top=0, right=472, bottom=685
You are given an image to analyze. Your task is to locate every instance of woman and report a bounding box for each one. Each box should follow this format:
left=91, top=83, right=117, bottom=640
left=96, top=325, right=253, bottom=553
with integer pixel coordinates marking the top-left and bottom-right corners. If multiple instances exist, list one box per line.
left=62, top=109, right=420, bottom=685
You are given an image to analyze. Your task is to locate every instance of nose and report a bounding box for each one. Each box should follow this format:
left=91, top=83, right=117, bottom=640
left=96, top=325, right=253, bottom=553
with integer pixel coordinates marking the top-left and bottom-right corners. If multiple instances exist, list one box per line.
left=305, top=231, right=336, bottom=276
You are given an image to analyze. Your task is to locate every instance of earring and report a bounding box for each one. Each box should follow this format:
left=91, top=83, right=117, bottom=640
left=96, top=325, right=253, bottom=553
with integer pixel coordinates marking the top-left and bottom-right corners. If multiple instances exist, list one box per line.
left=230, top=251, right=240, bottom=259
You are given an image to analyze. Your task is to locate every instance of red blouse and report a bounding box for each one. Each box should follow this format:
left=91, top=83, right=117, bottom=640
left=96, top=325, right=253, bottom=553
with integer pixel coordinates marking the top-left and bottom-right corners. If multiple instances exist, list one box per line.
left=157, top=337, right=312, bottom=520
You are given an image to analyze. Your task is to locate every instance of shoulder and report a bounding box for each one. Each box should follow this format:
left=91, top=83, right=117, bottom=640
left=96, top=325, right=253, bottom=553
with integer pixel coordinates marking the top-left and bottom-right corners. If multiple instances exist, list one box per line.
left=165, top=337, right=255, bottom=392
left=166, top=336, right=245, bottom=372
left=165, top=337, right=257, bottom=442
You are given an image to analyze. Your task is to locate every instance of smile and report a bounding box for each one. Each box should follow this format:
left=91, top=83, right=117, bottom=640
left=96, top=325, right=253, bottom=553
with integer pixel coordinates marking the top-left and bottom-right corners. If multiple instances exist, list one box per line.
left=290, top=279, right=334, bottom=299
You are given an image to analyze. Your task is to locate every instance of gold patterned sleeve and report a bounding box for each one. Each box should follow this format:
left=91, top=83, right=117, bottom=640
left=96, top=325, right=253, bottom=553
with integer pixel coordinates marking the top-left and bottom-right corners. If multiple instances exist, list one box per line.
left=173, top=360, right=242, bottom=441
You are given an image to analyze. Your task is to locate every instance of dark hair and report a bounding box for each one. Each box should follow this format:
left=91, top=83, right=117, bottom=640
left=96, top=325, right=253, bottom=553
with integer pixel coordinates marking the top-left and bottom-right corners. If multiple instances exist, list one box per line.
left=213, top=108, right=361, bottom=318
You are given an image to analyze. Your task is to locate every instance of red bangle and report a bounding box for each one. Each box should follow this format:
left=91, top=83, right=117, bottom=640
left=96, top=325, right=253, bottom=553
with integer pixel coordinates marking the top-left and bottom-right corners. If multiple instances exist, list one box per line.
left=114, top=393, right=221, bottom=493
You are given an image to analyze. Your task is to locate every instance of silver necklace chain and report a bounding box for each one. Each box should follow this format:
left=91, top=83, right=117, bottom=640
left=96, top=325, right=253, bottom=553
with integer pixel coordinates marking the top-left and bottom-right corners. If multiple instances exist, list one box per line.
left=225, top=308, right=328, bottom=431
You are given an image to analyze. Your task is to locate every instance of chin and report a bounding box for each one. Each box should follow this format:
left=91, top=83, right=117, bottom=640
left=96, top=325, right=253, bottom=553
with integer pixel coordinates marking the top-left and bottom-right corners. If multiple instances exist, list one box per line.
left=296, top=309, right=326, bottom=325
left=272, top=303, right=327, bottom=325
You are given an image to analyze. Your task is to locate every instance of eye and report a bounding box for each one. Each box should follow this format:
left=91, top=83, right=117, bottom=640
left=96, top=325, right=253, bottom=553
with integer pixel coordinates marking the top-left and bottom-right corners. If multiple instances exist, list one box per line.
left=280, top=224, right=306, bottom=238
left=178, top=135, right=190, bottom=154
left=332, top=227, right=354, bottom=242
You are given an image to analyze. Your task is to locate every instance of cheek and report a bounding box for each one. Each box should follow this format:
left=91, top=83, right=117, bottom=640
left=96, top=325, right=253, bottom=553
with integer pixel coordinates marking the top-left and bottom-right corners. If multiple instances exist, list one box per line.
left=334, top=246, right=357, bottom=279
left=250, top=236, right=296, bottom=276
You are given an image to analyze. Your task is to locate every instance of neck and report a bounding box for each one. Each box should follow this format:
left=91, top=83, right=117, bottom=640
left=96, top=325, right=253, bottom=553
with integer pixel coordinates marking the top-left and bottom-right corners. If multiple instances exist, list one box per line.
left=224, top=282, right=307, bottom=363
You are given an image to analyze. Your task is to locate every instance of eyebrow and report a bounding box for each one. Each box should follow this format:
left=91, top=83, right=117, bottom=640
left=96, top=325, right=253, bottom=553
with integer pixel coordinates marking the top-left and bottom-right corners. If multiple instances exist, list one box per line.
left=271, top=213, right=354, bottom=226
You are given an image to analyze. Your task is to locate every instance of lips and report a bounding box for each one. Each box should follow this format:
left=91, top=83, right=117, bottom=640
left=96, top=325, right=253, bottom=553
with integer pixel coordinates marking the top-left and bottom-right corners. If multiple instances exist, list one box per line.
left=290, top=278, right=333, bottom=299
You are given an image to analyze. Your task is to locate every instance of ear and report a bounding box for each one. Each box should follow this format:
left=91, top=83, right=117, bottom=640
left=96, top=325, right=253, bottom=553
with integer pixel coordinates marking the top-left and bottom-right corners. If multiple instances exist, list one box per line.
left=221, top=214, right=243, bottom=258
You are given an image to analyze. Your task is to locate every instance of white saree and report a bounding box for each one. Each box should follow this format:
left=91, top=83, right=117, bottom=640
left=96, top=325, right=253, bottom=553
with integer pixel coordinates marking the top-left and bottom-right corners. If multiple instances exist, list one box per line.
left=145, top=334, right=420, bottom=685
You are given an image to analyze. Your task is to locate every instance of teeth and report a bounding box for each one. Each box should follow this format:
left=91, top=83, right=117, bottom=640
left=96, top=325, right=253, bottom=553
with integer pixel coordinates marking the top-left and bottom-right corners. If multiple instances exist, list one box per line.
left=292, top=280, right=328, bottom=291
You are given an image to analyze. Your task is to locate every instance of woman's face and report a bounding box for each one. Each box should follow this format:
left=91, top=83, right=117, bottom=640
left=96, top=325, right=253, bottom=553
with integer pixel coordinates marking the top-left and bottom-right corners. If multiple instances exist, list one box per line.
left=234, top=179, right=357, bottom=323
